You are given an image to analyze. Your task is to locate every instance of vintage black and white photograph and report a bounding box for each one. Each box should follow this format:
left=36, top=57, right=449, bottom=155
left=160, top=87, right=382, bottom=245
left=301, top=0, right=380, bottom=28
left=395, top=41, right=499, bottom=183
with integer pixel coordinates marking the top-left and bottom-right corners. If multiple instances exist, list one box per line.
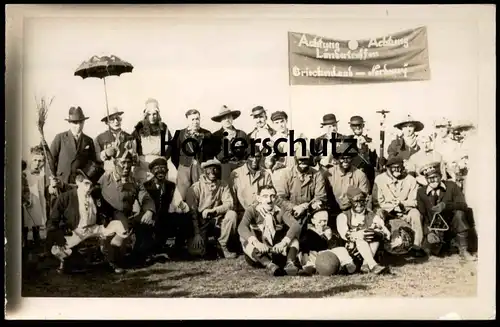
left=5, top=4, right=496, bottom=320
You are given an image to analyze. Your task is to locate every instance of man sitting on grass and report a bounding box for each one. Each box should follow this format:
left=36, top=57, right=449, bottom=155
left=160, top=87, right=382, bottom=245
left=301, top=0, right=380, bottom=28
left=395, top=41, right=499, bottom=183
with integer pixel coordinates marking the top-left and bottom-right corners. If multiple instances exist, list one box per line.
left=238, top=185, right=301, bottom=276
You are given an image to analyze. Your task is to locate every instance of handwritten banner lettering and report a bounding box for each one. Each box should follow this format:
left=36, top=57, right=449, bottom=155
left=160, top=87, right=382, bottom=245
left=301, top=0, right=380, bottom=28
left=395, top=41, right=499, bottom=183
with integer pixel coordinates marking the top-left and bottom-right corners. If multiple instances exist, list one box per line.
left=288, top=26, right=431, bottom=85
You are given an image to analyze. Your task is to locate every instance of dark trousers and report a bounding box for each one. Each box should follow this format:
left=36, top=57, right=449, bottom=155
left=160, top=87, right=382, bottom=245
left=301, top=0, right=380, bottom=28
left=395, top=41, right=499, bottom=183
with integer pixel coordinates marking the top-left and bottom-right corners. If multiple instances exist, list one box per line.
left=153, top=212, right=193, bottom=252
left=424, top=209, right=470, bottom=254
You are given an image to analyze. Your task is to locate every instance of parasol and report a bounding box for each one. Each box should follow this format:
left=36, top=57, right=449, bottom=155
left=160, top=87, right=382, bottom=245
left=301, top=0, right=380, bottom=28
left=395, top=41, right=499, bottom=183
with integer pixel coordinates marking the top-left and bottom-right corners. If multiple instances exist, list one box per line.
left=74, top=55, right=134, bottom=131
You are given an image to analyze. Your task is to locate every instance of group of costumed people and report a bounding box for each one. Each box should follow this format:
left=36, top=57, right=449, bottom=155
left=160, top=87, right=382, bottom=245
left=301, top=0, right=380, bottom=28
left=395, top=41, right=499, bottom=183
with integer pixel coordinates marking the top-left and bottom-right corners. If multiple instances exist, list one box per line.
left=22, top=98, right=477, bottom=276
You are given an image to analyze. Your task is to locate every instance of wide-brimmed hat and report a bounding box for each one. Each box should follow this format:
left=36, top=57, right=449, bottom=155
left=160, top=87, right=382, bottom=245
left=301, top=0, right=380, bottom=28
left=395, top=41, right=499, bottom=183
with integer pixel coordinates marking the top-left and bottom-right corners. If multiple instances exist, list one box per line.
left=450, top=121, right=476, bottom=133
left=201, top=158, right=222, bottom=169
left=250, top=106, right=266, bottom=117
left=320, top=114, right=339, bottom=127
left=76, top=161, right=104, bottom=185
left=65, top=106, right=89, bottom=122
left=211, top=105, right=241, bottom=123
left=101, top=107, right=124, bottom=122
left=270, top=111, right=288, bottom=122
left=349, top=115, right=365, bottom=126
left=394, top=115, right=424, bottom=132
left=148, top=157, right=169, bottom=171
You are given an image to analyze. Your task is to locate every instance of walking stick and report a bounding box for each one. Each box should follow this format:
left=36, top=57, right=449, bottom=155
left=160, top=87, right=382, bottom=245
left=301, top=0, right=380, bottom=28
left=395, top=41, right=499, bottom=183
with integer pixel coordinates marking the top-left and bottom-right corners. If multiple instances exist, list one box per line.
left=375, top=110, right=390, bottom=173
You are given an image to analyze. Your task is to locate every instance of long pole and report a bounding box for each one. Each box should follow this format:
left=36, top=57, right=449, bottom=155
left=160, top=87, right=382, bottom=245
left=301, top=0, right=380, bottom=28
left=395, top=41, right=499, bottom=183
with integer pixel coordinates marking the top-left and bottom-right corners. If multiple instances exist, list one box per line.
left=103, top=76, right=111, bottom=133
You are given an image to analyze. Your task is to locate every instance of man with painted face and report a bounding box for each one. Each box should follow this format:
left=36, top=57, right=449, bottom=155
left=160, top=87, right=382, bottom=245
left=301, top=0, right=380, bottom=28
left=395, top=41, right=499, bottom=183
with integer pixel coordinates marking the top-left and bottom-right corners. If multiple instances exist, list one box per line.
left=186, top=158, right=239, bottom=259
left=50, top=107, right=97, bottom=184
left=97, top=149, right=157, bottom=267
left=229, top=148, right=273, bottom=216
left=248, top=106, right=276, bottom=143
left=387, top=115, right=424, bottom=175
left=337, top=186, right=391, bottom=275
left=416, top=161, right=476, bottom=262
left=274, top=150, right=327, bottom=225
left=238, top=185, right=301, bottom=276
left=46, top=161, right=129, bottom=274
left=94, top=107, right=137, bottom=173
left=143, top=157, right=190, bottom=257
left=372, top=156, right=426, bottom=257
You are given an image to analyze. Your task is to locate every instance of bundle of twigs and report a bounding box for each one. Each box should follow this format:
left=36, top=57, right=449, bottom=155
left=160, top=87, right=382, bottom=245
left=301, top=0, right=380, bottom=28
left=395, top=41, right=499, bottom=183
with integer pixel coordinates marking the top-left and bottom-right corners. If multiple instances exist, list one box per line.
left=35, top=95, right=56, bottom=177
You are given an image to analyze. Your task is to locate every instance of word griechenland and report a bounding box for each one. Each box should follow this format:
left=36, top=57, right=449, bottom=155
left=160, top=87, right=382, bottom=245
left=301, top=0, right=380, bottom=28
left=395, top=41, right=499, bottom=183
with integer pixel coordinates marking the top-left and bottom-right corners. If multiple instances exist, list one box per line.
left=163, top=131, right=359, bottom=160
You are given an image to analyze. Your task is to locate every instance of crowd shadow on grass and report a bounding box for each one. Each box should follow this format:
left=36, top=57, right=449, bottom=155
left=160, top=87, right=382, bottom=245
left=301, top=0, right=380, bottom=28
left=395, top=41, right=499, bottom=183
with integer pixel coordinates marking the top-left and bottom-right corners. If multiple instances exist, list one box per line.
left=168, top=271, right=210, bottom=281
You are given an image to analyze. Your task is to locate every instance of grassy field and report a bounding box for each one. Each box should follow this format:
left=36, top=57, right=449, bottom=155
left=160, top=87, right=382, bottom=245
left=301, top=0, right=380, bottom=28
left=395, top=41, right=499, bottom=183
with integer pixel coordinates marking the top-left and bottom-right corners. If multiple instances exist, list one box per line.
left=22, top=250, right=477, bottom=298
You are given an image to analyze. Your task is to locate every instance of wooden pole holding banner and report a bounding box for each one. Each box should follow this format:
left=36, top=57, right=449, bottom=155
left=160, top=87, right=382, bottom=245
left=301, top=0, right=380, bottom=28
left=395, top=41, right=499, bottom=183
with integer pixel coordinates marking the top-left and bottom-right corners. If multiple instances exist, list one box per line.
left=376, top=109, right=390, bottom=173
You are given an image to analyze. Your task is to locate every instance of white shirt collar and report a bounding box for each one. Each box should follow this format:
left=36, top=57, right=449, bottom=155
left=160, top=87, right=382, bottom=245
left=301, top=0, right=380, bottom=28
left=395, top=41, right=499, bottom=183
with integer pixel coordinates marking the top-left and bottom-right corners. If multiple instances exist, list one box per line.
left=426, top=182, right=447, bottom=195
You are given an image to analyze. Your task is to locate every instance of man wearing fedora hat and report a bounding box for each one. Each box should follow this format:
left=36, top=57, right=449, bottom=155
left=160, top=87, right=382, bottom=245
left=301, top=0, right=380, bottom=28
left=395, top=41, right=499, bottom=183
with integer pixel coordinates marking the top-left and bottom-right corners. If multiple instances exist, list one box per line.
left=387, top=115, right=424, bottom=173
left=186, top=158, right=239, bottom=259
left=94, top=107, right=137, bottom=174
left=132, top=98, right=177, bottom=184
left=211, top=105, right=250, bottom=182
left=49, top=106, right=97, bottom=184
left=248, top=106, right=276, bottom=142
left=416, top=161, right=476, bottom=262
left=46, top=161, right=130, bottom=274
left=345, top=115, right=377, bottom=192
left=169, top=109, right=212, bottom=200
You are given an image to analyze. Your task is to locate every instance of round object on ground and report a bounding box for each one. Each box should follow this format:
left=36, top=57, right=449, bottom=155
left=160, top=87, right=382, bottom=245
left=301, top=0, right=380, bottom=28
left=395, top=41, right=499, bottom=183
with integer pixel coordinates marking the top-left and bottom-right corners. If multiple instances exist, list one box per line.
left=315, top=250, right=341, bottom=276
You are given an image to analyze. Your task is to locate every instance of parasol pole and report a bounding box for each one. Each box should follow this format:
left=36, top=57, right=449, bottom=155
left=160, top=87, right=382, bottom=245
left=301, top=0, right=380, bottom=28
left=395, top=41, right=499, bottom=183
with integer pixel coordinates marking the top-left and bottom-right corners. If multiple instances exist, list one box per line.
left=103, top=76, right=111, bottom=133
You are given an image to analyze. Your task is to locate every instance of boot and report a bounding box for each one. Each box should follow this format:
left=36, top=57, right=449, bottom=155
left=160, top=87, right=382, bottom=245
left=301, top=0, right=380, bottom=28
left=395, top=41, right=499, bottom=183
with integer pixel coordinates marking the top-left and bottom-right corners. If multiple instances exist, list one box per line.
left=220, top=244, right=238, bottom=259
left=456, top=231, right=476, bottom=262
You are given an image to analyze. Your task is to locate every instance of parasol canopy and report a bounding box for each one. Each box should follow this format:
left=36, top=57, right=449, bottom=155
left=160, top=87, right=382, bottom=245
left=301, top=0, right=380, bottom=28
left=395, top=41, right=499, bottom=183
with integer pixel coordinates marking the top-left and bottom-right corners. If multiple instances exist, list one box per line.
left=74, top=55, right=134, bottom=132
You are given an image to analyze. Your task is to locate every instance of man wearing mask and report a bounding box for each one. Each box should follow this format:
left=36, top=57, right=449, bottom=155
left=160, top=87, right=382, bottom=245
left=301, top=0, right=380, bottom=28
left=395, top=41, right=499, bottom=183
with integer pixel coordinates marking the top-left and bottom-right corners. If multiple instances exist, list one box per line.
left=143, top=158, right=191, bottom=259
left=248, top=106, right=276, bottom=144
left=274, top=150, right=327, bottom=225
left=171, top=109, right=212, bottom=200
left=186, top=159, right=239, bottom=259
left=387, top=115, right=424, bottom=176
left=372, top=156, right=426, bottom=257
left=98, top=149, right=157, bottom=268
left=50, top=107, right=97, bottom=184
left=94, top=107, right=136, bottom=173
left=345, top=116, right=377, bottom=192
left=132, top=98, right=177, bottom=184
left=416, top=161, right=476, bottom=262
left=229, top=148, right=273, bottom=217
left=211, top=105, right=250, bottom=182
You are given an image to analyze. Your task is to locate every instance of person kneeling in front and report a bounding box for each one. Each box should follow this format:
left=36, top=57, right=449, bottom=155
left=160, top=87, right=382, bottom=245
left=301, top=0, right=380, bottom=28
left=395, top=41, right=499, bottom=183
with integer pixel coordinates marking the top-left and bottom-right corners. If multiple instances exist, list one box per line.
left=186, top=158, right=239, bottom=259
left=47, top=162, right=129, bottom=274
left=238, top=185, right=301, bottom=276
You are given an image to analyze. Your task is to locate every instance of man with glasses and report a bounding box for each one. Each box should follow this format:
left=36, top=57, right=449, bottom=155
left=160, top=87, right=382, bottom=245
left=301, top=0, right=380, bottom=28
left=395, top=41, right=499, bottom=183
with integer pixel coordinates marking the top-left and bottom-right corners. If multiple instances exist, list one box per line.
left=94, top=107, right=137, bottom=173
left=372, top=155, right=426, bottom=257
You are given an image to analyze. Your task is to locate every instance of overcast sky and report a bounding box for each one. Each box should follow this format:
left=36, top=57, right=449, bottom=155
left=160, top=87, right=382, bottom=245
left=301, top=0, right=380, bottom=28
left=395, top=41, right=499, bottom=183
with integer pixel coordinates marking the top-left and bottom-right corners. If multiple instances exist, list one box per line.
left=22, top=6, right=480, bottom=159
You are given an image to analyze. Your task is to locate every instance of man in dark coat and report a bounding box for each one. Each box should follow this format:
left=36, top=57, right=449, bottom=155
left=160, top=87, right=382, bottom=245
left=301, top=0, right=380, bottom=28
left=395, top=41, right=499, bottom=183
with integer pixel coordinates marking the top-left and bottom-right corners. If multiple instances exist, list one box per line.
left=416, top=161, right=476, bottom=262
left=49, top=107, right=97, bottom=184
left=143, top=157, right=191, bottom=257
left=46, top=161, right=129, bottom=274
left=170, top=109, right=212, bottom=200
left=313, top=114, right=345, bottom=167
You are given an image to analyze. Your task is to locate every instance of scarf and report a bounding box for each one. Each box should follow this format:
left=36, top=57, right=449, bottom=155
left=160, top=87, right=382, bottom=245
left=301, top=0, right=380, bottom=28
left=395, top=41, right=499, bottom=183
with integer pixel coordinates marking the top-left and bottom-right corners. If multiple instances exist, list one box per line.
left=402, top=134, right=418, bottom=149
left=256, top=204, right=279, bottom=246
left=200, top=174, right=218, bottom=192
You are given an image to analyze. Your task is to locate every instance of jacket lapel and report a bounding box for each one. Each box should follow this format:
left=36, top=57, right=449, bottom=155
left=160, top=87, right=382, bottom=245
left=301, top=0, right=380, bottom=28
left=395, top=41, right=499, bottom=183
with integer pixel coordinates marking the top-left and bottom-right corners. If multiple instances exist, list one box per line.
left=64, top=131, right=77, bottom=158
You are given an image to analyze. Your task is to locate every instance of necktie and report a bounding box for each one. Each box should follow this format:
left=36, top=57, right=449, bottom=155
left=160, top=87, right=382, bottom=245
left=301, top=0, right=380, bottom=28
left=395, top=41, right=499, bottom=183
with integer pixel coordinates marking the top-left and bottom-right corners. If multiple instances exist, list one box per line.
left=429, top=190, right=439, bottom=206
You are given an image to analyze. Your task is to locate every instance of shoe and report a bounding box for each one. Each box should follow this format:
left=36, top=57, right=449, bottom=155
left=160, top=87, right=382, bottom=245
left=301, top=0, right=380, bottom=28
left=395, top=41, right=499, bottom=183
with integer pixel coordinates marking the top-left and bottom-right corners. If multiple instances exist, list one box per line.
left=409, top=246, right=428, bottom=258
left=360, top=264, right=370, bottom=274
left=298, top=266, right=316, bottom=276
left=266, top=263, right=284, bottom=277
left=459, top=250, right=477, bottom=262
left=370, top=264, right=389, bottom=275
left=284, top=261, right=299, bottom=276
left=221, top=247, right=238, bottom=259
left=109, top=263, right=126, bottom=274
left=344, top=262, right=357, bottom=274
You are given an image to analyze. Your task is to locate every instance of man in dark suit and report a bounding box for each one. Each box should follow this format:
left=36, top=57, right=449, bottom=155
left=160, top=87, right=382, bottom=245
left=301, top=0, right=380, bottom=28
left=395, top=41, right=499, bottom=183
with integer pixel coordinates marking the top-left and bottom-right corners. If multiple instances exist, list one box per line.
left=46, top=162, right=129, bottom=274
left=416, top=161, right=476, bottom=262
left=313, top=114, right=344, bottom=167
left=170, top=109, right=212, bottom=200
left=49, top=107, right=97, bottom=184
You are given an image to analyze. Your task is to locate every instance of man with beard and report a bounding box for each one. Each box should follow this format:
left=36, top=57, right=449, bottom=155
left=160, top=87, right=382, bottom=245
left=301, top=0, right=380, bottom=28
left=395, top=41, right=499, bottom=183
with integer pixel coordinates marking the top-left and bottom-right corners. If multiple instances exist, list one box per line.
left=50, top=107, right=97, bottom=184
left=132, top=98, right=177, bottom=184
left=47, top=162, right=129, bottom=274
left=274, top=150, right=327, bottom=225
left=211, top=105, right=251, bottom=182
left=229, top=148, right=273, bottom=217
left=98, top=149, right=157, bottom=267
left=417, top=161, right=476, bottom=262
left=313, top=114, right=344, bottom=167
left=345, top=116, right=377, bottom=193
left=186, top=158, right=239, bottom=259
left=324, top=142, right=369, bottom=219
left=372, top=156, right=427, bottom=257
left=170, top=109, right=212, bottom=200
left=387, top=115, right=424, bottom=176
left=247, top=106, right=276, bottom=145
left=143, top=157, right=191, bottom=258
left=94, top=107, right=137, bottom=173
left=238, top=185, right=301, bottom=276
